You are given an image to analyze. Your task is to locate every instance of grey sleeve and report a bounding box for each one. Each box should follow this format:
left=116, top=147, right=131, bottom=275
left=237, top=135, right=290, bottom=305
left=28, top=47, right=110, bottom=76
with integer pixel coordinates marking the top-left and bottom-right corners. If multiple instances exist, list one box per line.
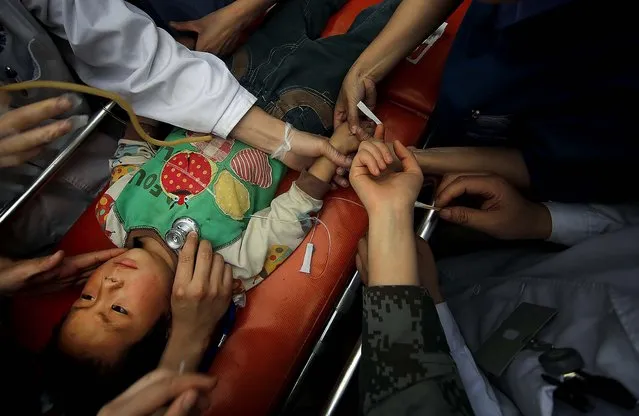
left=361, top=286, right=473, bottom=416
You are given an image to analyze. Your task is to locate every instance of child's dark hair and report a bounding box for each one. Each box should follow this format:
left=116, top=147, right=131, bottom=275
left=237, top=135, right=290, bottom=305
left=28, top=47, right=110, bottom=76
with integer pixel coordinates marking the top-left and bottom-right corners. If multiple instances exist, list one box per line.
left=42, top=314, right=170, bottom=416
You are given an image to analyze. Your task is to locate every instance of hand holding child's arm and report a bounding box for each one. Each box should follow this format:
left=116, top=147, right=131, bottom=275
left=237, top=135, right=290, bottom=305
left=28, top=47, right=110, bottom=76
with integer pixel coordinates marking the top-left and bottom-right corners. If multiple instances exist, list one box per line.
left=308, top=123, right=387, bottom=183
left=160, top=233, right=232, bottom=373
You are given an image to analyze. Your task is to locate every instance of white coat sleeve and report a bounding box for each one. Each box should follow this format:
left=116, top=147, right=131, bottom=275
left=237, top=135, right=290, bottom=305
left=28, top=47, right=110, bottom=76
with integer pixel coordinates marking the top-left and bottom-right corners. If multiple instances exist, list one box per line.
left=23, top=0, right=256, bottom=138
left=436, top=302, right=504, bottom=416
left=544, top=202, right=639, bottom=247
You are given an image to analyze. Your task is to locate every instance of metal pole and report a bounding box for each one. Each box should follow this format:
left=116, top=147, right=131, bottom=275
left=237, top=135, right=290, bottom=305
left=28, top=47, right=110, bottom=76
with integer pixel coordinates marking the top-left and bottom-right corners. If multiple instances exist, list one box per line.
left=0, top=101, right=115, bottom=226
left=284, top=269, right=363, bottom=409
left=321, top=338, right=362, bottom=416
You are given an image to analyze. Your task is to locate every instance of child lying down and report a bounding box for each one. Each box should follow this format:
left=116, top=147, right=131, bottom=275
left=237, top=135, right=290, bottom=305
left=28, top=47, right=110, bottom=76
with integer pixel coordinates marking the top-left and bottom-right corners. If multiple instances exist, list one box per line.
left=42, top=0, right=401, bottom=410
left=43, top=121, right=381, bottom=415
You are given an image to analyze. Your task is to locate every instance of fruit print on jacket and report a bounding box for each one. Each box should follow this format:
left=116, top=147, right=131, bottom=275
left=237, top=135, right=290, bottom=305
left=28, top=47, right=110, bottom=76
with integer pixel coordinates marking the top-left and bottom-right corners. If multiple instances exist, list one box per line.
left=160, top=151, right=217, bottom=208
left=230, top=148, right=273, bottom=188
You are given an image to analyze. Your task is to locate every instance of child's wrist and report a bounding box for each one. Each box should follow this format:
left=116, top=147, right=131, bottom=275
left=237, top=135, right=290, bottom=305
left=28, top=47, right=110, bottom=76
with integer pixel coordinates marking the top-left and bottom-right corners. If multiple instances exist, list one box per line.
left=329, top=136, right=354, bottom=155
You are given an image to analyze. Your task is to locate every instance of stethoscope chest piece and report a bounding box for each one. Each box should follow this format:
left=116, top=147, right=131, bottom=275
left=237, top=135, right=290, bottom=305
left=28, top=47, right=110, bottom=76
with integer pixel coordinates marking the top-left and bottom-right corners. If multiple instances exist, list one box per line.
left=165, top=217, right=200, bottom=251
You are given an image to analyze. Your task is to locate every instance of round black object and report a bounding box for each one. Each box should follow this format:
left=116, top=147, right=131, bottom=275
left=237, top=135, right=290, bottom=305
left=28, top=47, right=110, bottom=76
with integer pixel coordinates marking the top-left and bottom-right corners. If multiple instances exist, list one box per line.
left=539, top=348, right=584, bottom=376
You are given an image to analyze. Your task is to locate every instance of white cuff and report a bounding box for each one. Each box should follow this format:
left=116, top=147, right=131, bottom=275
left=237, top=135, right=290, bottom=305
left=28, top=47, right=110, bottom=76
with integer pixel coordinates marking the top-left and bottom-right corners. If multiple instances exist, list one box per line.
left=210, top=87, right=257, bottom=139
left=543, top=202, right=590, bottom=247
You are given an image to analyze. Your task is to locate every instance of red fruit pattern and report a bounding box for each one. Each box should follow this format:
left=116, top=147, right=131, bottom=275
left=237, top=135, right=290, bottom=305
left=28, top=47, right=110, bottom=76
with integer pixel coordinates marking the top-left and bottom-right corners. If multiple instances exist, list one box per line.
left=96, top=193, right=115, bottom=236
left=160, top=151, right=216, bottom=207
left=192, top=136, right=235, bottom=163
left=230, top=148, right=273, bottom=188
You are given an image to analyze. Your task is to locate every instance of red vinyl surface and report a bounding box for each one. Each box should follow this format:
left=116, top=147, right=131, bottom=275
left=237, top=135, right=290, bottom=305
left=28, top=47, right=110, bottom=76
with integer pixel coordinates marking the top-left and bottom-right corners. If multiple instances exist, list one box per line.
left=11, top=1, right=469, bottom=414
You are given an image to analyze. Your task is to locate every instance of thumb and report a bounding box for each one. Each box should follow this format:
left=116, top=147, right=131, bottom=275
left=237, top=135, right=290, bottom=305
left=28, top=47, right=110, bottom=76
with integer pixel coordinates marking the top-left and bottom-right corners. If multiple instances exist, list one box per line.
left=347, top=98, right=360, bottom=134
left=439, top=206, right=492, bottom=232
left=373, top=124, right=385, bottom=141
left=170, top=20, right=200, bottom=33
left=322, top=140, right=352, bottom=168
left=13, top=250, right=65, bottom=280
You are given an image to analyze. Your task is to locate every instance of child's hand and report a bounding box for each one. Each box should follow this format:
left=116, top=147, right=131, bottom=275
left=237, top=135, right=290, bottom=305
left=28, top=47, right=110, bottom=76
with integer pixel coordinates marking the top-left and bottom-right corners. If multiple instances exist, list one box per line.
left=329, top=122, right=385, bottom=155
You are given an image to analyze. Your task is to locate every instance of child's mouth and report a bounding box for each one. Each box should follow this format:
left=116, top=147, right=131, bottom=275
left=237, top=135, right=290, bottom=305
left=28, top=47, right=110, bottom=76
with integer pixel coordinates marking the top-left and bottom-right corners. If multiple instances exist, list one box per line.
left=114, top=259, right=138, bottom=269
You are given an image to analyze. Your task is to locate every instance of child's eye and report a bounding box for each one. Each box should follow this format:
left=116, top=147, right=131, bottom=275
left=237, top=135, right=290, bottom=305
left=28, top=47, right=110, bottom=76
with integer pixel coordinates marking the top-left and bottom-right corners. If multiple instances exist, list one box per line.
left=80, top=294, right=94, bottom=301
left=111, top=305, right=128, bottom=315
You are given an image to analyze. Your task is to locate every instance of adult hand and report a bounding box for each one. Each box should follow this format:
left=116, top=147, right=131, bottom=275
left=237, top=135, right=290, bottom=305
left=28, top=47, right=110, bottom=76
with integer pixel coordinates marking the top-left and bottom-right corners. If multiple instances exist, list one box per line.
left=350, top=140, right=423, bottom=214
left=327, top=123, right=384, bottom=189
left=0, top=248, right=126, bottom=296
left=279, top=129, right=354, bottom=172
left=170, top=233, right=233, bottom=353
left=436, top=174, right=552, bottom=240
left=0, top=92, right=85, bottom=168
left=334, top=68, right=377, bottom=131
left=170, top=3, right=249, bottom=55
left=98, top=369, right=217, bottom=416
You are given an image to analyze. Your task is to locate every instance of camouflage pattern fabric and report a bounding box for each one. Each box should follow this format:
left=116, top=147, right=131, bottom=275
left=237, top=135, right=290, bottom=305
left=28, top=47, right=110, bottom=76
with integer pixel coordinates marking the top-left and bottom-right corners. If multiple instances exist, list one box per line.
left=361, top=286, right=474, bottom=416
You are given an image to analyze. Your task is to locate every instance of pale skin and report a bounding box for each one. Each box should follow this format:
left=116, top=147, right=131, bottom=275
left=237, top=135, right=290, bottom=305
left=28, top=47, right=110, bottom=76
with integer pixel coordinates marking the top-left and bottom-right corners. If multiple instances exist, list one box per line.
left=170, top=0, right=276, bottom=56
left=98, top=369, right=217, bottom=416
left=0, top=92, right=79, bottom=167
left=0, top=248, right=126, bottom=296
left=334, top=0, right=461, bottom=130
left=349, top=140, right=425, bottom=287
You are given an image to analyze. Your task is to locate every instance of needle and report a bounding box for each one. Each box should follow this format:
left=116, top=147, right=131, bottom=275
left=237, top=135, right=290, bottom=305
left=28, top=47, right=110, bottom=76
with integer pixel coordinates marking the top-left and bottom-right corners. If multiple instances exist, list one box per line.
left=414, top=201, right=440, bottom=212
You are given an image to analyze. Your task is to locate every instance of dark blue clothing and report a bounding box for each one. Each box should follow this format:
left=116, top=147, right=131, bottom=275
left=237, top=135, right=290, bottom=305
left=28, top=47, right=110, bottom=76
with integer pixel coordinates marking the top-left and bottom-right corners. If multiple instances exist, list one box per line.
left=226, top=0, right=401, bottom=136
left=143, top=0, right=235, bottom=24
left=427, top=0, right=639, bottom=202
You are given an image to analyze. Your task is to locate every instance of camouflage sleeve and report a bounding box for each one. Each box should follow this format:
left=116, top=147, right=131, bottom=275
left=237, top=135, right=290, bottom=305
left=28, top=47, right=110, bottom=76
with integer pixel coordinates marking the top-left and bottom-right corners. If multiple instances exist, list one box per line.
left=361, top=286, right=474, bottom=416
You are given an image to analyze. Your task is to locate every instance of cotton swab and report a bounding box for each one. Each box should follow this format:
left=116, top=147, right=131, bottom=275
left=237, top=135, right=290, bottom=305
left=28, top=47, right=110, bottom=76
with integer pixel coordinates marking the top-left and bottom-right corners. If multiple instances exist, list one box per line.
left=414, top=201, right=440, bottom=212
left=357, top=101, right=382, bottom=125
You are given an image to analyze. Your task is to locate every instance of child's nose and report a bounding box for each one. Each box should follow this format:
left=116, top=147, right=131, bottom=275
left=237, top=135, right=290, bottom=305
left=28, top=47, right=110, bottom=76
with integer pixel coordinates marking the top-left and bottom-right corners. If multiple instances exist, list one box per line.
left=104, top=276, right=124, bottom=289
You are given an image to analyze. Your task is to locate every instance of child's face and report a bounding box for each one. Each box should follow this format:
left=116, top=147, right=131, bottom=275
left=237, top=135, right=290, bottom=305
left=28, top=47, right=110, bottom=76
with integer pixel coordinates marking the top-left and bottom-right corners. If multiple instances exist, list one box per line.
left=58, top=248, right=174, bottom=364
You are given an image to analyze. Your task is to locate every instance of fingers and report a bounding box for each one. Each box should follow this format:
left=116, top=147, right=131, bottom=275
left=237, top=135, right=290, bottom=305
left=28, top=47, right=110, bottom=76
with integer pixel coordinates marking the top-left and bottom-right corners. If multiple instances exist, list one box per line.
left=221, top=264, right=233, bottom=299
left=332, top=174, right=349, bottom=188
left=0, top=119, right=72, bottom=155
left=193, top=240, right=214, bottom=291
left=15, top=250, right=65, bottom=281
left=164, top=389, right=199, bottom=416
left=373, top=124, right=385, bottom=142
left=170, top=21, right=200, bottom=34
left=356, top=141, right=391, bottom=175
left=60, top=248, right=127, bottom=278
left=435, top=175, right=500, bottom=208
left=393, top=141, right=422, bottom=175
left=208, top=253, right=225, bottom=297
left=0, top=94, right=76, bottom=136
left=175, top=232, right=198, bottom=287
left=362, top=78, right=377, bottom=110
left=321, top=140, right=352, bottom=168
left=101, top=373, right=217, bottom=416
left=346, top=97, right=361, bottom=134
left=333, top=91, right=347, bottom=129
left=438, top=206, right=485, bottom=228
left=0, top=148, right=41, bottom=168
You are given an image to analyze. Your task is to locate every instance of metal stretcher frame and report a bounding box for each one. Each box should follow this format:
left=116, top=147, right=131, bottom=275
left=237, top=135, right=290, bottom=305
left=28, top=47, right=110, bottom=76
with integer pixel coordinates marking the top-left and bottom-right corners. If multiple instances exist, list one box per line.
left=283, top=205, right=439, bottom=413
left=0, top=101, right=115, bottom=226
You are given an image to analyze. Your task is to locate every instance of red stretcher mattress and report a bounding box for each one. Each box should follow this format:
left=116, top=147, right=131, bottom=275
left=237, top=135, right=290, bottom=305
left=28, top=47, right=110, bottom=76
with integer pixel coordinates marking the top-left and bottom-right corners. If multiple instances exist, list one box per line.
left=11, top=1, right=469, bottom=414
